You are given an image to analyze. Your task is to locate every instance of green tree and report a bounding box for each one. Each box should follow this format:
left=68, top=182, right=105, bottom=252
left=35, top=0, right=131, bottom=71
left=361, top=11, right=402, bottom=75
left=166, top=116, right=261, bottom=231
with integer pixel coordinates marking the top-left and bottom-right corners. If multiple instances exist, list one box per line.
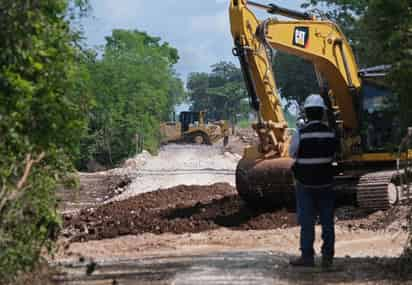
left=273, top=52, right=319, bottom=104
left=79, top=30, right=184, bottom=168
left=0, top=0, right=91, bottom=281
left=187, top=72, right=210, bottom=112
left=362, top=0, right=412, bottom=129
left=187, top=62, right=248, bottom=122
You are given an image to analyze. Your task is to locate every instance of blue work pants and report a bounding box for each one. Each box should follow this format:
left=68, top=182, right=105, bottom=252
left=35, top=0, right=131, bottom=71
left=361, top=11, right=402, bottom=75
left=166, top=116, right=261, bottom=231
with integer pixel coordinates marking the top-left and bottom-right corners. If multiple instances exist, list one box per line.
left=295, top=183, right=335, bottom=259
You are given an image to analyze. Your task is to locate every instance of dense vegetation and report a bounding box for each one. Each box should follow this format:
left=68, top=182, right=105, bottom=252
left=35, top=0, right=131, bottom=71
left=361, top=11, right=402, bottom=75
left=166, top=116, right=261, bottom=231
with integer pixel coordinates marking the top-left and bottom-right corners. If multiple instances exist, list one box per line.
left=0, top=1, right=183, bottom=282
left=186, top=61, right=302, bottom=127
left=273, top=52, right=319, bottom=104
left=187, top=62, right=248, bottom=123
left=0, top=0, right=90, bottom=281
left=77, top=30, right=184, bottom=169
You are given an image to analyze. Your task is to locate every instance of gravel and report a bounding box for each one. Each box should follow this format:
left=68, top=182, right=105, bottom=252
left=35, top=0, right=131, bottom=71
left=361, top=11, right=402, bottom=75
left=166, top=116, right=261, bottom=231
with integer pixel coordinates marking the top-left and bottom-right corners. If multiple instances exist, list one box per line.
left=112, top=144, right=240, bottom=200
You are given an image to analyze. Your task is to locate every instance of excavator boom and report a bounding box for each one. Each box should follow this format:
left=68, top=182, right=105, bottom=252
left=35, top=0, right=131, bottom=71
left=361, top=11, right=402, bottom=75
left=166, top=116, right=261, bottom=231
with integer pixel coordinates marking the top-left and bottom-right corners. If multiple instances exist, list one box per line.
left=230, top=0, right=289, bottom=158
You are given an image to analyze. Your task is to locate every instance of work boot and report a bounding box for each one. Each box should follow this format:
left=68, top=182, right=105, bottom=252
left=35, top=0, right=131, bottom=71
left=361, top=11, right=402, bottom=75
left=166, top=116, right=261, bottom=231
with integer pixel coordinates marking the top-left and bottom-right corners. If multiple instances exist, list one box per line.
left=289, top=256, right=315, bottom=267
left=321, top=256, right=333, bottom=269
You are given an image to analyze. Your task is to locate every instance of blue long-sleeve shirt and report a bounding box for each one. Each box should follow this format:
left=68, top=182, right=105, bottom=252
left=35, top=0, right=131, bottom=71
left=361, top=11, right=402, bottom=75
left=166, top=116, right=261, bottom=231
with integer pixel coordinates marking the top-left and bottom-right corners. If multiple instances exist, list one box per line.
left=289, top=130, right=300, bottom=159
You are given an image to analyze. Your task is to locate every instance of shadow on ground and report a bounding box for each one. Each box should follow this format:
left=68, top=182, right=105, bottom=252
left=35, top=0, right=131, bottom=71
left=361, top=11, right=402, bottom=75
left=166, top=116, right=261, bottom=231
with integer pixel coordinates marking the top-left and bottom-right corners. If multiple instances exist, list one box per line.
left=52, top=251, right=412, bottom=285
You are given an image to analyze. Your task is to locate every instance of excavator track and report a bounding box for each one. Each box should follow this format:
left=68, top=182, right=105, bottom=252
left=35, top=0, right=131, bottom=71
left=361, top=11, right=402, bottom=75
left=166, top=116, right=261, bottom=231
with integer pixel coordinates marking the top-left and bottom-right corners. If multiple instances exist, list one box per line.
left=356, top=171, right=397, bottom=211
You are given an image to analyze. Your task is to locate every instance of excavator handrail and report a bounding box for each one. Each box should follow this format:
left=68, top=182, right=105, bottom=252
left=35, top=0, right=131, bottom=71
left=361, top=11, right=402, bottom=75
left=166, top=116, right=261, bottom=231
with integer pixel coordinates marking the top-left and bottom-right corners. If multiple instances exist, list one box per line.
left=359, top=65, right=391, bottom=78
left=247, top=0, right=314, bottom=20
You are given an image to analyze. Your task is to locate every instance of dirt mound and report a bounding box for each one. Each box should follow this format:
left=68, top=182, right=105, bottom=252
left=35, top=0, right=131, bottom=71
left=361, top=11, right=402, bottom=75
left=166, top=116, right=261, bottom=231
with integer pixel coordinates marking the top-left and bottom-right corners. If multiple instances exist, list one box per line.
left=337, top=205, right=411, bottom=232
left=63, top=183, right=297, bottom=242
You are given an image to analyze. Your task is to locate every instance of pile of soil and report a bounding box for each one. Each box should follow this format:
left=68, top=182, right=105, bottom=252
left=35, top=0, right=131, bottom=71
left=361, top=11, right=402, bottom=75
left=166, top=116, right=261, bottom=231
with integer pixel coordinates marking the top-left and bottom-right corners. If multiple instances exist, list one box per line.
left=337, top=205, right=411, bottom=232
left=63, top=183, right=297, bottom=242
left=62, top=178, right=409, bottom=243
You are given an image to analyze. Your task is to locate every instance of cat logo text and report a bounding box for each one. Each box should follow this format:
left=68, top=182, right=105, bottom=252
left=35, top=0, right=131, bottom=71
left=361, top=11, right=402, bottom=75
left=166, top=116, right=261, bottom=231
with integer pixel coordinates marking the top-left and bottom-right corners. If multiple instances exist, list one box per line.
left=293, top=27, right=309, bottom=48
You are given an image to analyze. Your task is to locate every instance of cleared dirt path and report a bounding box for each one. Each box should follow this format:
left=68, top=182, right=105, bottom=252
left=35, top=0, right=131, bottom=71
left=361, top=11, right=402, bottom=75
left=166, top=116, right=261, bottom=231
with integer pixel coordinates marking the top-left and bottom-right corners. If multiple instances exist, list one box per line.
left=115, top=144, right=239, bottom=201
left=54, top=142, right=412, bottom=284
left=53, top=249, right=411, bottom=285
left=57, top=223, right=408, bottom=262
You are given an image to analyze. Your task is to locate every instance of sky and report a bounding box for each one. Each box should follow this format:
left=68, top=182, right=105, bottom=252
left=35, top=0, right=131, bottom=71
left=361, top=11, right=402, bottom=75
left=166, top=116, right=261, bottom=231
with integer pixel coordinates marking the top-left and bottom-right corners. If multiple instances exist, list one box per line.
left=82, top=0, right=304, bottom=82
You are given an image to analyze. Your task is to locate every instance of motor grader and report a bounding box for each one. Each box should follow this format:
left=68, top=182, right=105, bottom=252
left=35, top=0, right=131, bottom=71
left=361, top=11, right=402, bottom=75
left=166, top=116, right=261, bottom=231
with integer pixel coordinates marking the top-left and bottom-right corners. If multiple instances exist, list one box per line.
left=160, top=111, right=229, bottom=145
left=229, top=0, right=412, bottom=211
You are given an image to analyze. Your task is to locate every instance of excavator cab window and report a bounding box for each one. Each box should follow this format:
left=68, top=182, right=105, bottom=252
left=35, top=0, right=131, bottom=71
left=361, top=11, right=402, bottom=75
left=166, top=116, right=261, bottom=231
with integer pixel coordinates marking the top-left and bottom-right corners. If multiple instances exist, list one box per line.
left=360, top=80, right=400, bottom=153
left=179, top=112, right=200, bottom=132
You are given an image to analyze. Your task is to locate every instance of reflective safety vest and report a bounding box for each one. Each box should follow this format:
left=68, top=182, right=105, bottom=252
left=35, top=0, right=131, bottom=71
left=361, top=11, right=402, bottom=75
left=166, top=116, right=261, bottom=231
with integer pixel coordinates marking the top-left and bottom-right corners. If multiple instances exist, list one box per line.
left=293, top=121, right=337, bottom=188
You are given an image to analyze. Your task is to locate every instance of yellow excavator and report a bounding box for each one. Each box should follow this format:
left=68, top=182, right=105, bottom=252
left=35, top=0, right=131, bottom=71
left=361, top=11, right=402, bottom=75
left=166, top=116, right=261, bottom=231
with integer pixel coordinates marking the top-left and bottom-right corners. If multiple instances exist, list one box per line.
left=229, top=0, right=412, bottom=211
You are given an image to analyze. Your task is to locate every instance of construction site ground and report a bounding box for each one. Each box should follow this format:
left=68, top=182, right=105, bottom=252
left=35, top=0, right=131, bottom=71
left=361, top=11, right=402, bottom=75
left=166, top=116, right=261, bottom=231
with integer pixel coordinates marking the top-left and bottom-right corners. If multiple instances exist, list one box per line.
left=52, top=132, right=412, bottom=284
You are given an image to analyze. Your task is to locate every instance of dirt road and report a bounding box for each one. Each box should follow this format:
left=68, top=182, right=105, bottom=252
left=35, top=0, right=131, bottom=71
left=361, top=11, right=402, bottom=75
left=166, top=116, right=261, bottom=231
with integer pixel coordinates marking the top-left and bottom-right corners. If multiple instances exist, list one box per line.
left=53, top=142, right=412, bottom=284
left=114, top=144, right=239, bottom=201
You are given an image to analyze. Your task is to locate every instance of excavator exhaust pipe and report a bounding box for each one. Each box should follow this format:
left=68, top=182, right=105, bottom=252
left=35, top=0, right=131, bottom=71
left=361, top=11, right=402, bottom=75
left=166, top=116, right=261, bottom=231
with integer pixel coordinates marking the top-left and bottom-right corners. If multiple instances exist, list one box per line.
left=236, top=157, right=296, bottom=209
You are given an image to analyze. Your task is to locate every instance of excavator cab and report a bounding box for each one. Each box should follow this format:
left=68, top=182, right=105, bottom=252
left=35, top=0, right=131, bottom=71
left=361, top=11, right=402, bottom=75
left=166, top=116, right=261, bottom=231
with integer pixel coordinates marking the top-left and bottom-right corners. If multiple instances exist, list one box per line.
left=359, top=66, right=400, bottom=153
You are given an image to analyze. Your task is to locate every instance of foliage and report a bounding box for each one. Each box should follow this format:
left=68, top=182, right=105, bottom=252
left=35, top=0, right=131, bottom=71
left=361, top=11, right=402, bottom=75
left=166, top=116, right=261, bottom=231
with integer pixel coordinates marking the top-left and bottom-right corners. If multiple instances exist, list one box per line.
left=186, top=60, right=304, bottom=127
left=302, top=0, right=367, bottom=61
left=78, top=30, right=184, bottom=168
left=187, top=62, right=248, bottom=123
left=0, top=0, right=90, bottom=282
left=237, top=119, right=251, bottom=129
left=273, top=52, right=320, bottom=104
left=362, top=0, right=412, bottom=130
left=302, top=0, right=367, bottom=14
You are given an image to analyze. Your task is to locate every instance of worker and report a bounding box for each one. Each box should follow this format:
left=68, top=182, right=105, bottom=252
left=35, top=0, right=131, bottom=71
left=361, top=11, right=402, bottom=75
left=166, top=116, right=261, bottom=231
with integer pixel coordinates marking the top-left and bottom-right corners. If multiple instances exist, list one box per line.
left=399, top=127, right=412, bottom=152
left=289, top=94, right=338, bottom=269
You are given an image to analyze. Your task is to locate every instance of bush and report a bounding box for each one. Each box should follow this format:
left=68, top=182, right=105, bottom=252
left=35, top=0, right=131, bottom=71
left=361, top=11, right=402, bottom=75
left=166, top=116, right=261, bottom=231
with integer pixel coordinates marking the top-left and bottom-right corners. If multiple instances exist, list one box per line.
left=0, top=1, right=89, bottom=282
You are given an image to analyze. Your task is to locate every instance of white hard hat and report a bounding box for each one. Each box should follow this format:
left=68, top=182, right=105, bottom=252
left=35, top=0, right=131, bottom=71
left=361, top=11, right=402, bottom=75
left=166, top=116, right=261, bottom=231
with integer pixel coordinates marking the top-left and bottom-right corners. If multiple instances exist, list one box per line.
left=303, top=94, right=327, bottom=110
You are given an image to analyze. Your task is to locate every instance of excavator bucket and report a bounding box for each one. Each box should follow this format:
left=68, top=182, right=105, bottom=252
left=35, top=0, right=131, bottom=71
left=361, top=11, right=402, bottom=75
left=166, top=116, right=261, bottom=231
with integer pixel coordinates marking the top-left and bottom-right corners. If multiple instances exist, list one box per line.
left=236, top=157, right=296, bottom=209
